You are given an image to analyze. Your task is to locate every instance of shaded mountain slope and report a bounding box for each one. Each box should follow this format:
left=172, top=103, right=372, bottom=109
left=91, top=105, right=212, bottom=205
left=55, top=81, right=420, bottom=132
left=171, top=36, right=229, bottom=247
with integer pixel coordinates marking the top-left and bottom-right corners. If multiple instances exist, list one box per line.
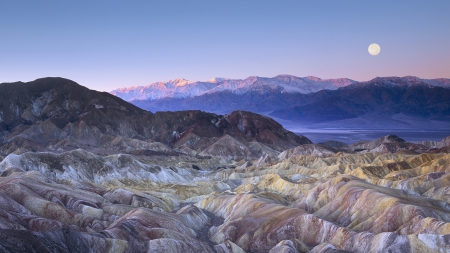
left=271, top=77, right=450, bottom=123
left=0, top=77, right=143, bottom=132
left=131, top=89, right=326, bottom=114
left=0, top=78, right=311, bottom=157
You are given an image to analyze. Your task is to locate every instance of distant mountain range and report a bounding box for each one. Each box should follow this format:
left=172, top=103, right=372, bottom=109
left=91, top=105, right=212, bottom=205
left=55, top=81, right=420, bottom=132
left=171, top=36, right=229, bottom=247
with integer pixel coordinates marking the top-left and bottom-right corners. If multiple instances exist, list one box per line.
left=271, top=76, right=450, bottom=122
left=111, top=75, right=356, bottom=101
left=111, top=75, right=450, bottom=129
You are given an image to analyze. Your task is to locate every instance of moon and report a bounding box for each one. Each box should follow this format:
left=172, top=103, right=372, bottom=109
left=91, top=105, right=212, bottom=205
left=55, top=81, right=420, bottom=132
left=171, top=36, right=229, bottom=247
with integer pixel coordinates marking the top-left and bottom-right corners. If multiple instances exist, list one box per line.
left=368, top=43, right=381, bottom=56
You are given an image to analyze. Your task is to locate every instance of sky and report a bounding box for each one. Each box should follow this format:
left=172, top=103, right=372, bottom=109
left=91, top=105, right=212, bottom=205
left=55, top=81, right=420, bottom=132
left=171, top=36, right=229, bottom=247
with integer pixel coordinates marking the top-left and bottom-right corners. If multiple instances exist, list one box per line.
left=1, top=0, right=449, bottom=91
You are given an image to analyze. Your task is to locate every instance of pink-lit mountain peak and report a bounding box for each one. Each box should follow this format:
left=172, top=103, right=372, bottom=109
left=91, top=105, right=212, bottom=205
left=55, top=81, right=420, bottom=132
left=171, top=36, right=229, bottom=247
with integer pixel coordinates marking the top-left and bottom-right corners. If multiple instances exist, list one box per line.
left=111, top=74, right=358, bottom=101
left=304, top=76, right=321, bottom=81
left=150, top=78, right=194, bottom=88
left=206, top=77, right=229, bottom=83
left=112, top=75, right=450, bottom=102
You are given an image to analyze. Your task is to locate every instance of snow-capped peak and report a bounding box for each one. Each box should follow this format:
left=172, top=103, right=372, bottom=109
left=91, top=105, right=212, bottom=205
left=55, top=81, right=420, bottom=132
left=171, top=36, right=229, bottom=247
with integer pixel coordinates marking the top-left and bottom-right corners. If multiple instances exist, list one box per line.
left=111, top=75, right=449, bottom=102
left=304, top=76, right=321, bottom=81
left=111, top=75, right=358, bottom=101
left=206, top=77, right=229, bottom=83
left=167, top=78, right=193, bottom=87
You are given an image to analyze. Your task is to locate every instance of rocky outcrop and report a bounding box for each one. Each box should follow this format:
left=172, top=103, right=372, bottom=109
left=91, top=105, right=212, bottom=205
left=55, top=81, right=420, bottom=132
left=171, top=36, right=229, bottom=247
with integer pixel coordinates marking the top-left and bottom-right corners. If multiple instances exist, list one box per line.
left=348, top=134, right=430, bottom=153
left=278, top=144, right=337, bottom=159
left=350, top=135, right=406, bottom=151
left=198, top=135, right=280, bottom=160
left=219, top=111, right=312, bottom=151
left=319, top=140, right=350, bottom=151
left=438, top=136, right=450, bottom=148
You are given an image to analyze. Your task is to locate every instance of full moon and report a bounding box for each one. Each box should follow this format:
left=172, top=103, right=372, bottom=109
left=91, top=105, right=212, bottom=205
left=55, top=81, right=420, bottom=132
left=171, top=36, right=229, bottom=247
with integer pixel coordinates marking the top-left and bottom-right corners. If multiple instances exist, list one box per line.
left=368, top=43, right=381, bottom=56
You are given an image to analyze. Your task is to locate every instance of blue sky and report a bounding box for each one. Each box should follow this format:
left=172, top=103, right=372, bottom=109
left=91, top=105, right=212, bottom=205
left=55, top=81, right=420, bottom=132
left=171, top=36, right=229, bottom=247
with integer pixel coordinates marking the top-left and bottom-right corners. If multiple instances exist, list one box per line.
left=1, top=0, right=449, bottom=91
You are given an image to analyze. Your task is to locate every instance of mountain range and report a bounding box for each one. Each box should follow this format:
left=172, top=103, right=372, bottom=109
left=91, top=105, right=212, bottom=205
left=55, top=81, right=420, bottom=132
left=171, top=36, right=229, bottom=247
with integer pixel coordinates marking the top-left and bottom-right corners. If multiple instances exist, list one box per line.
left=1, top=77, right=450, bottom=252
left=111, top=75, right=450, bottom=130
left=111, top=75, right=356, bottom=101
left=0, top=77, right=310, bottom=160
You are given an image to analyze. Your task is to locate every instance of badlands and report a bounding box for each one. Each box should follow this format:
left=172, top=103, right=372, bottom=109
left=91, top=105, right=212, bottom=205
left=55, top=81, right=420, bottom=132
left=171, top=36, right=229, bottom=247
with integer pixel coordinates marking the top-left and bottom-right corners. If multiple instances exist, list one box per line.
left=0, top=78, right=449, bottom=252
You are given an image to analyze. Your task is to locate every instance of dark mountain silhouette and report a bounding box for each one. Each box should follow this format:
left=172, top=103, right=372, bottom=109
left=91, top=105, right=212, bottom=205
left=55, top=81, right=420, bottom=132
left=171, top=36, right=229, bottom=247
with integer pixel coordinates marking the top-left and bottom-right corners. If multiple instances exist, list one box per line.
left=131, top=90, right=317, bottom=114
left=271, top=77, right=450, bottom=123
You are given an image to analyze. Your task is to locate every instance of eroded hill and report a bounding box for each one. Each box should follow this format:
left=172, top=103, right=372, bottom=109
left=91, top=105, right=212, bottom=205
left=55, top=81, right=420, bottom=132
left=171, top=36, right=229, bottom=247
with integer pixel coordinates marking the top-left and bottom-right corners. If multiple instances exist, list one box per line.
left=0, top=78, right=449, bottom=252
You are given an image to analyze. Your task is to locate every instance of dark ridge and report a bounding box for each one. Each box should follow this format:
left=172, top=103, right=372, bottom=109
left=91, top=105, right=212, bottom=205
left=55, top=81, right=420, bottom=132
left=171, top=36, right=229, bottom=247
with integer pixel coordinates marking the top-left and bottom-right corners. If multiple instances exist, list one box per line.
left=0, top=78, right=311, bottom=155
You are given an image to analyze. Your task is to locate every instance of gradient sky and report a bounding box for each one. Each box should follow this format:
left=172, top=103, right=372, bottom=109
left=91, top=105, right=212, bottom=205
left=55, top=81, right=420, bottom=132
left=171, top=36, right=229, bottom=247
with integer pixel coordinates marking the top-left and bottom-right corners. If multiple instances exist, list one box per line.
left=1, top=1, right=449, bottom=91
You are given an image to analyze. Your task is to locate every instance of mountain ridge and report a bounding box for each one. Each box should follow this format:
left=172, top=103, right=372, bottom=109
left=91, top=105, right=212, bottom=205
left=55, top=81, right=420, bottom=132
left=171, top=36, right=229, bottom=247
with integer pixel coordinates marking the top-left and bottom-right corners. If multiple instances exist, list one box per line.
left=111, top=75, right=450, bottom=102
left=0, top=77, right=311, bottom=158
left=110, top=76, right=450, bottom=129
left=111, top=74, right=357, bottom=101
left=271, top=78, right=450, bottom=123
